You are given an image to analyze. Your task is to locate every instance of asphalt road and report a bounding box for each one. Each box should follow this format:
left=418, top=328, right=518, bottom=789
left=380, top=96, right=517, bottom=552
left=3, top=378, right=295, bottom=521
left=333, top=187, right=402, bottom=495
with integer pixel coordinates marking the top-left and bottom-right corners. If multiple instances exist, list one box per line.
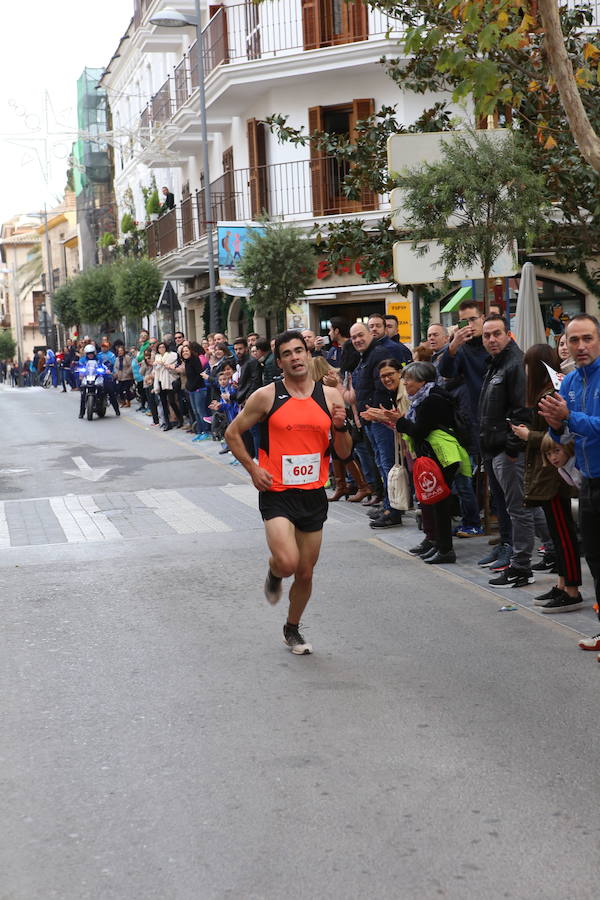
left=1, top=384, right=599, bottom=900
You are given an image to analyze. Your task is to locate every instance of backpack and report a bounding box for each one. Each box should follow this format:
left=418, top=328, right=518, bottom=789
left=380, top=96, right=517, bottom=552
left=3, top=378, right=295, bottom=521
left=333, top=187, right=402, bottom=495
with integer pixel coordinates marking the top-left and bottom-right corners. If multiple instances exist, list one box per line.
left=412, top=452, right=451, bottom=506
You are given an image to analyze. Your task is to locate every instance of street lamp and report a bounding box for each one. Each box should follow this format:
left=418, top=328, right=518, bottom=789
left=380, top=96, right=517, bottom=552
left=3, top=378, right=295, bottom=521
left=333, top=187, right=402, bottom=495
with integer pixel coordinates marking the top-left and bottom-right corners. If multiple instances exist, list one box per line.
left=149, top=3, right=220, bottom=333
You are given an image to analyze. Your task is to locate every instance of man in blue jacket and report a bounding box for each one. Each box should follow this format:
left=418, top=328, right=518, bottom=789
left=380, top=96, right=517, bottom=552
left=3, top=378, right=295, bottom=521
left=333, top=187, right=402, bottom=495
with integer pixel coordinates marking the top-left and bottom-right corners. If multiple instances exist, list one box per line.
left=539, top=314, right=600, bottom=648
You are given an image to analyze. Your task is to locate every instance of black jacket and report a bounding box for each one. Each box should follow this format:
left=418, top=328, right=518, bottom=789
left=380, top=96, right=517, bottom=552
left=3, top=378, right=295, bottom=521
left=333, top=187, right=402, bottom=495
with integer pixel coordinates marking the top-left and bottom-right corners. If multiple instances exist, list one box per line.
left=478, top=341, right=529, bottom=458
left=236, top=355, right=262, bottom=405
left=396, top=386, right=459, bottom=446
left=353, top=336, right=412, bottom=412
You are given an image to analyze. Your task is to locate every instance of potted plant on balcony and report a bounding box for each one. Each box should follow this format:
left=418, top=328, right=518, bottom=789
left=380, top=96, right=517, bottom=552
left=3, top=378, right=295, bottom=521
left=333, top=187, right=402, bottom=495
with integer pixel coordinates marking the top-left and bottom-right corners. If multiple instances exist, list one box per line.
left=146, top=190, right=161, bottom=222
left=121, top=212, right=136, bottom=235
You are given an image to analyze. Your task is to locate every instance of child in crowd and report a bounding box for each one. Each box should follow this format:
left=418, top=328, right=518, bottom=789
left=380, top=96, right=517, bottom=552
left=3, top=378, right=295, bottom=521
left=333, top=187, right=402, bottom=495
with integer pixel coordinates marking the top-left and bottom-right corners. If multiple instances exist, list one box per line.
left=535, top=434, right=583, bottom=612
left=208, top=370, right=239, bottom=454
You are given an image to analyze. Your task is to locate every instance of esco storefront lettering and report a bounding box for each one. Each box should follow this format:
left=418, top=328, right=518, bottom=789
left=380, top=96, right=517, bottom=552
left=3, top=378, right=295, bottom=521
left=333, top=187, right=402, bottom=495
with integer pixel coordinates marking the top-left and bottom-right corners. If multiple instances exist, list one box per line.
left=316, top=258, right=391, bottom=281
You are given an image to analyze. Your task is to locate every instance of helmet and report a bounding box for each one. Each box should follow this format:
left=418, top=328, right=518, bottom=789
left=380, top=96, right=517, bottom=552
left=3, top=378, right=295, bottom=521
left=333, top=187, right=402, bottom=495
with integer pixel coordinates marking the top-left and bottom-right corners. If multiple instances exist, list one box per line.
left=84, top=344, right=96, bottom=354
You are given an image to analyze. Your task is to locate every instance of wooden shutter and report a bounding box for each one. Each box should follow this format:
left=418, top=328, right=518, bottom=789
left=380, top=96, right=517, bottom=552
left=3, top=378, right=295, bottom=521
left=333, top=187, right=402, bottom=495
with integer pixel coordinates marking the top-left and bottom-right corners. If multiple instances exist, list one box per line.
left=207, top=4, right=229, bottom=71
left=222, top=146, right=236, bottom=220
left=247, top=119, right=268, bottom=218
left=348, top=0, right=368, bottom=42
left=301, top=0, right=321, bottom=50
left=308, top=106, right=326, bottom=217
left=351, top=98, right=376, bottom=211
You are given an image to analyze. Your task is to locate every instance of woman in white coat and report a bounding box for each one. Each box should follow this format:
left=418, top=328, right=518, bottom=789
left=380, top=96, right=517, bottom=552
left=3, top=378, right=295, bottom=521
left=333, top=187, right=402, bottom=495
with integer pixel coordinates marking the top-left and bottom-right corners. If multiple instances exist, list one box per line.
left=153, top=341, right=183, bottom=431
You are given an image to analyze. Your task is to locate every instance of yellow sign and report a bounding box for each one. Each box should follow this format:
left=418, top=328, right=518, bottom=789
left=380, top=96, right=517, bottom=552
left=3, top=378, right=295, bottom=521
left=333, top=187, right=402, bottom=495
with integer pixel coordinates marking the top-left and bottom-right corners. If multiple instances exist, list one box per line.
left=386, top=300, right=412, bottom=345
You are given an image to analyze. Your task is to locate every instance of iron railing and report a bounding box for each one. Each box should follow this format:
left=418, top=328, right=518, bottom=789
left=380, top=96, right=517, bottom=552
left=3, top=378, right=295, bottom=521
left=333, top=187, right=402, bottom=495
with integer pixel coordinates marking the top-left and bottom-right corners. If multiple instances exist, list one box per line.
left=145, top=156, right=383, bottom=259
left=138, top=2, right=398, bottom=129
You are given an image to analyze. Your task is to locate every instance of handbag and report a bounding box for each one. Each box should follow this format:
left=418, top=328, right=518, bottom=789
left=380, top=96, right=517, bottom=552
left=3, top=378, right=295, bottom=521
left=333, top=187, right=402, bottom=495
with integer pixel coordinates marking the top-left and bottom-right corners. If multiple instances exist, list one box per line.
left=412, top=441, right=451, bottom=505
left=387, top=435, right=411, bottom=511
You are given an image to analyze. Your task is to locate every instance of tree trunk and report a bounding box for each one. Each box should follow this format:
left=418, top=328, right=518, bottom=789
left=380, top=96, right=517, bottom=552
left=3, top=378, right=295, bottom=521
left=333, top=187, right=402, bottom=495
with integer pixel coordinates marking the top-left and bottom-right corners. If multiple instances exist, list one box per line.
left=538, top=0, right=600, bottom=174
left=483, top=265, right=490, bottom=315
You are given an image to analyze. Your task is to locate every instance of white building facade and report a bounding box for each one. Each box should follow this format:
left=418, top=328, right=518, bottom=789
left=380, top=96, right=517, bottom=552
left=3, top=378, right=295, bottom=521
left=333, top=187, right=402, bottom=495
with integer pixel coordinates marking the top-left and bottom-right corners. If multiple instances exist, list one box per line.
left=101, top=0, right=597, bottom=342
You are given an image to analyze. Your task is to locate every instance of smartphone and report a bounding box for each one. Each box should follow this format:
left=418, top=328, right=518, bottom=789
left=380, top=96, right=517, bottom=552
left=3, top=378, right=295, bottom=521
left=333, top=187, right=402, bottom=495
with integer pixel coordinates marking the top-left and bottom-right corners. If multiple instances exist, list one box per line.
left=319, top=336, right=330, bottom=345
left=457, top=319, right=469, bottom=329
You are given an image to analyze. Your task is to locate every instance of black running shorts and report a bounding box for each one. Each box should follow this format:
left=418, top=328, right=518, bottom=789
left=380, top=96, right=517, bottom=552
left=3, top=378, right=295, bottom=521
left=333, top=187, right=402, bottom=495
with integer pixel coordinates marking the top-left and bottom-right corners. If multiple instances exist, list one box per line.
left=259, top=487, right=328, bottom=533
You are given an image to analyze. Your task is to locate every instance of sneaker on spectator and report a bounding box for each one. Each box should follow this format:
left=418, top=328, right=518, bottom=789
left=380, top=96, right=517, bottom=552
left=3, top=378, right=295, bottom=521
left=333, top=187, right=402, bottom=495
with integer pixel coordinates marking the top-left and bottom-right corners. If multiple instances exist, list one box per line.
left=489, top=544, right=513, bottom=572
left=367, top=507, right=383, bottom=519
left=203, top=416, right=213, bottom=424
left=532, top=554, right=556, bottom=572
left=489, top=566, right=534, bottom=588
left=192, top=433, right=211, bottom=442
left=409, top=538, right=435, bottom=556
left=540, top=591, right=583, bottom=613
left=478, top=546, right=500, bottom=567
left=533, top=585, right=563, bottom=606
left=578, top=633, right=600, bottom=651
left=283, top=623, right=312, bottom=655
left=456, top=526, right=485, bottom=538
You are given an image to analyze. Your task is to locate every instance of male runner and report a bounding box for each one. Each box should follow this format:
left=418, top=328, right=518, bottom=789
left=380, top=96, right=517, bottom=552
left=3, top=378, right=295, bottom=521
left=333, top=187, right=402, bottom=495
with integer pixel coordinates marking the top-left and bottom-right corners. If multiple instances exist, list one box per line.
left=225, top=330, right=352, bottom=654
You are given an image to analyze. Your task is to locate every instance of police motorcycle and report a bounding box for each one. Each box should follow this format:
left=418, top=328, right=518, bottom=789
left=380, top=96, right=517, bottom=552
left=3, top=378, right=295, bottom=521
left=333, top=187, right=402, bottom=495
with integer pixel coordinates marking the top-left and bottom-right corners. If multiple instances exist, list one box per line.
left=77, top=344, right=109, bottom=420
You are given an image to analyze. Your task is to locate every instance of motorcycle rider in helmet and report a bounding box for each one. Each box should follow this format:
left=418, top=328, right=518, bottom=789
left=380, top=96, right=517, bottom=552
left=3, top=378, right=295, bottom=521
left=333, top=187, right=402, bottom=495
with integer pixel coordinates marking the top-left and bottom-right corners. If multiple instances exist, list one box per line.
left=78, top=344, right=120, bottom=418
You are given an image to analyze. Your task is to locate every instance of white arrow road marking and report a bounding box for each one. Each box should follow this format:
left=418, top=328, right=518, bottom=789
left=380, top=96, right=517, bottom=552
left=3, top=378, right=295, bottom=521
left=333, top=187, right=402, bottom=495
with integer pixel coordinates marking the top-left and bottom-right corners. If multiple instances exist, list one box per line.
left=63, top=456, right=112, bottom=482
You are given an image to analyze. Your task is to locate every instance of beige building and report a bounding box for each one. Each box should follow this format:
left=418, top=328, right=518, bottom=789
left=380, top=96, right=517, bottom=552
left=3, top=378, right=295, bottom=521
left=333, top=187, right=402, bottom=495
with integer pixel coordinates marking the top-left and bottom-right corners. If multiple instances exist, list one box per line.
left=0, top=195, right=80, bottom=363
left=0, top=215, right=43, bottom=363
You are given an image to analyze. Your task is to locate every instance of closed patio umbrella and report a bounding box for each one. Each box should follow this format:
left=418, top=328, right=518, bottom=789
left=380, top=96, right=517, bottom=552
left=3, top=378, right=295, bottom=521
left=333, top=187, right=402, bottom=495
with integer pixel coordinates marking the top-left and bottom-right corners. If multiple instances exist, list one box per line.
left=512, top=261, right=547, bottom=351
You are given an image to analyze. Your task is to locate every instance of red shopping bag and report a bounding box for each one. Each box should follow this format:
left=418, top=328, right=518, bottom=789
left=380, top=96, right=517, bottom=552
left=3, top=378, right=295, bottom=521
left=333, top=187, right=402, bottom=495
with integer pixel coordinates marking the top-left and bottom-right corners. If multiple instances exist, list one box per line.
left=413, top=455, right=451, bottom=505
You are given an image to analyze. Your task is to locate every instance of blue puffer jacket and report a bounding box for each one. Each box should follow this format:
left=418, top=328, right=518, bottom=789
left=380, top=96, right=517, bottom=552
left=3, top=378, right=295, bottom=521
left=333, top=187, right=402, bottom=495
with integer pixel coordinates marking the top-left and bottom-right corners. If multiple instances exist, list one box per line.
left=555, top=356, right=600, bottom=478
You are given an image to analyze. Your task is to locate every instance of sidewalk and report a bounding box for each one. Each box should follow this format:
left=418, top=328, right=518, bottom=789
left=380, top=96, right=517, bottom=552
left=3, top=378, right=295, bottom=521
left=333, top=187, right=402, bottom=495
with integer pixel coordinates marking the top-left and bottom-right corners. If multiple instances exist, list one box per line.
left=373, top=508, right=599, bottom=642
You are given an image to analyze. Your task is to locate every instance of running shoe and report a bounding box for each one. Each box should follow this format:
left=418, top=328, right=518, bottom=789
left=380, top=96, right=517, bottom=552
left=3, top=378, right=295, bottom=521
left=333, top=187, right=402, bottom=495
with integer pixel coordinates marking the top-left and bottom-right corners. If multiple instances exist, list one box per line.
left=192, top=433, right=212, bottom=441
left=489, top=544, right=513, bottom=572
left=478, top=546, right=500, bottom=567
left=456, top=526, right=484, bottom=538
left=540, top=592, right=583, bottom=613
left=264, top=570, right=283, bottom=605
left=489, top=566, right=534, bottom=588
left=283, top=623, right=312, bottom=655
left=531, top=554, right=557, bottom=572
left=578, top=633, right=600, bottom=651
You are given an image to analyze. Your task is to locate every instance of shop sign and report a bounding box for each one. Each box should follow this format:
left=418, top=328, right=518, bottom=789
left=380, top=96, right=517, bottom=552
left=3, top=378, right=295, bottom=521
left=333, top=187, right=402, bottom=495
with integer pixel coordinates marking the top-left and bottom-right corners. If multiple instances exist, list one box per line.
left=386, top=300, right=412, bottom=345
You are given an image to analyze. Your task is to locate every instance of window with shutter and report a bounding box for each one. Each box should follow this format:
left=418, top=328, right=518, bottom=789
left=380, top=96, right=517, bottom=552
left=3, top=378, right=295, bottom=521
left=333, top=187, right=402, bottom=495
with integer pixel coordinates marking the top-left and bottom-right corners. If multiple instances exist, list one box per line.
left=302, top=0, right=368, bottom=50
left=308, top=106, right=326, bottom=216
left=222, top=147, right=236, bottom=220
left=247, top=119, right=269, bottom=218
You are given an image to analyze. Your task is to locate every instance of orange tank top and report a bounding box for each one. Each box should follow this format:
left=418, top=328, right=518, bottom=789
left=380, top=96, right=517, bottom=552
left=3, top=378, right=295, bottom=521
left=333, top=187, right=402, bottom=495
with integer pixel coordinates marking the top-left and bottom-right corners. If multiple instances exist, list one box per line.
left=259, top=380, right=332, bottom=492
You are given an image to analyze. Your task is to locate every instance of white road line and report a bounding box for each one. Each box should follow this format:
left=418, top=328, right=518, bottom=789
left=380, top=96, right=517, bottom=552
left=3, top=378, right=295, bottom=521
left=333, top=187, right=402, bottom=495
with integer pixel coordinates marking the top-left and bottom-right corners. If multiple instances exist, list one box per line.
left=76, top=495, right=122, bottom=540
left=135, top=489, right=231, bottom=534
left=219, top=483, right=260, bottom=509
left=49, top=497, right=87, bottom=543
left=0, top=502, right=10, bottom=549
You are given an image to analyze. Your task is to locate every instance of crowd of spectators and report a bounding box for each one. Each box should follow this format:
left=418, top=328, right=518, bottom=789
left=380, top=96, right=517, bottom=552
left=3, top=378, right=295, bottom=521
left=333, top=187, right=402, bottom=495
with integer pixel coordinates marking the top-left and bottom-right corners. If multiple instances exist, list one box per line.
left=2, top=306, right=600, bottom=656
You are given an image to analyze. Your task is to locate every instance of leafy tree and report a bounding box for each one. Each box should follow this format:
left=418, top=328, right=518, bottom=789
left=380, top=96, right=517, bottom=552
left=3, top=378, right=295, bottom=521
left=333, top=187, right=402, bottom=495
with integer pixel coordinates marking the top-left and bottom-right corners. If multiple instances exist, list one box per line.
left=398, top=129, right=549, bottom=310
left=375, top=0, right=600, bottom=171
left=0, top=330, right=16, bottom=360
left=72, top=265, right=119, bottom=326
left=237, top=220, right=316, bottom=329
left=113, top=258, right=162, bottom=318
left=266, top=2, right=600, bottom=294
left=53, top=282, right=79, bottom=328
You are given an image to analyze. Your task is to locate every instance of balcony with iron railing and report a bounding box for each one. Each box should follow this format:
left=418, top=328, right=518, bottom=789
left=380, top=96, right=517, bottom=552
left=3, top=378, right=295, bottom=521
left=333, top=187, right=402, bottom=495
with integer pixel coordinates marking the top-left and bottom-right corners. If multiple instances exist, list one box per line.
left=137, top=1, right=399, bottom=133
left=145, top=155, right=385, bottom=261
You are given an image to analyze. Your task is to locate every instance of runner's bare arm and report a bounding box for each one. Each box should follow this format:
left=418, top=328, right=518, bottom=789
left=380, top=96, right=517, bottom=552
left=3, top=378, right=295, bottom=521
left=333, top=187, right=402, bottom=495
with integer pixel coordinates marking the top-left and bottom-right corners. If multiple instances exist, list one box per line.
left=323, top=385, right=353, bottom=460
left=225, top=385, right=275, bottom=491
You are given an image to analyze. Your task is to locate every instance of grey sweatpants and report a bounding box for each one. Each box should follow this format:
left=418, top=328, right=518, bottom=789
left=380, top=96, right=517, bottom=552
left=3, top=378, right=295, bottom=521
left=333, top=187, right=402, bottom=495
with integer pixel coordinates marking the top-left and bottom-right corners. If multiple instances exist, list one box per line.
left=492, top=452, right=535, bottom=571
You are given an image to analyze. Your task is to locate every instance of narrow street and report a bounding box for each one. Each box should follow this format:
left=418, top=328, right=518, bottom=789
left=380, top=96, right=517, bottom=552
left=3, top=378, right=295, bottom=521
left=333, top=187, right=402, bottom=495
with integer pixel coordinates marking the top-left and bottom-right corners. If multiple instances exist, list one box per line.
left=2, top=385, right=599, bottom=900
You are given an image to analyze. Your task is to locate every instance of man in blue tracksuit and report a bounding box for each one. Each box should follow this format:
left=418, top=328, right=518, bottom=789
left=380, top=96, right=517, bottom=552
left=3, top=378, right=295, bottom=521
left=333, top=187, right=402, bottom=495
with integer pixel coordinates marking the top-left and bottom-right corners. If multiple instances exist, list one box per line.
left=540, top=314, right=600, bottom=649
